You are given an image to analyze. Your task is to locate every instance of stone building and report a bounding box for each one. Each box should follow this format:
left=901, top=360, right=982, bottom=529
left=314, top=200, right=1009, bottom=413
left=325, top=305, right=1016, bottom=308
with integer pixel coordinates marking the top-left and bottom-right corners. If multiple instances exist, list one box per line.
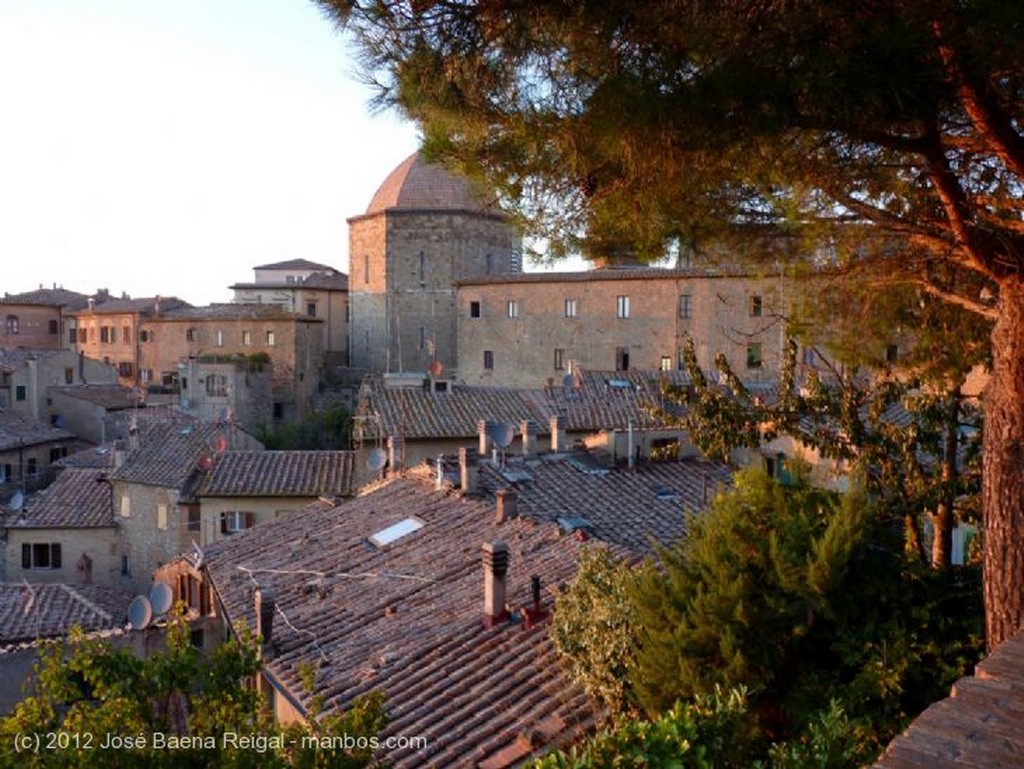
left=0, top=348, right=117, bottom=422
left=347, top=152, right=520, bottom=375
left=230, top=258, right=349, bottom=372
left=0, top=286, right=94, bottom=351
left=456, top=266, right=793, bottom=388
left=0, top=410, right=78, bottom=496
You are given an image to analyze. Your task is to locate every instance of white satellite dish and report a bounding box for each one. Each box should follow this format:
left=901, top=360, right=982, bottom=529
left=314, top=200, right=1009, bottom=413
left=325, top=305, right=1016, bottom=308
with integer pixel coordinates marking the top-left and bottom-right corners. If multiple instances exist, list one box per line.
left=149, top=583, right=173, bottom=616
left=367, top=448, right=388, bottom=472
left=491, top=423, right=515, bottom=449
left=9, top=491, right=24, bottom=512
left=128, top=595, right=153, bottom=630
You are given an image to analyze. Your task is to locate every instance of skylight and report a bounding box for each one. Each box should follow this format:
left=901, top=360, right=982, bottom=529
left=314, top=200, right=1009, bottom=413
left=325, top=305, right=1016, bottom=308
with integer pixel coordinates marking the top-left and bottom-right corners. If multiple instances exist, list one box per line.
left=369, top=517, right=425, bottom=547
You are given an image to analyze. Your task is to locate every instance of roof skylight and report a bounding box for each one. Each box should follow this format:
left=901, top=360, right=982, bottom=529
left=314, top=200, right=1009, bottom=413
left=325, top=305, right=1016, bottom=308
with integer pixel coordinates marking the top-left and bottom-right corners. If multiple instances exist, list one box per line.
left=369, top=517, right=425, bottom=547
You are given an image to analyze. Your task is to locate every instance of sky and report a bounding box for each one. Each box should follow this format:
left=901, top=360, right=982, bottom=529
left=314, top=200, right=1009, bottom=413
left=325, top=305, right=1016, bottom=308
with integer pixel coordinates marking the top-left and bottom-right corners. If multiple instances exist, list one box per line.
left=0, top=0, right=422, bottom=306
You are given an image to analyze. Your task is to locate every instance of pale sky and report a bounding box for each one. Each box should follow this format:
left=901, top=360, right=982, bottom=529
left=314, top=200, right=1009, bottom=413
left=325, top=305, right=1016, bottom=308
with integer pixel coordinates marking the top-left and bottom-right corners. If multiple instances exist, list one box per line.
left=0, top=0, right=421, bottom=306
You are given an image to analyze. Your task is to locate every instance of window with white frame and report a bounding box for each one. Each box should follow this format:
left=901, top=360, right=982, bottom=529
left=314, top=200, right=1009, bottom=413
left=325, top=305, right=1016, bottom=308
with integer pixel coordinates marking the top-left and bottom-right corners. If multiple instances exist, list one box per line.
left=564, top=298, right=579, bottom=318
left=616, top=295, right=630, bottom=319
left=22, top=543, right=62, bottom=570
left=506, top=299, right=520, bottom=318
left=206, top=375, right=228, bottom=397
left=749, top=295, right=763, bottom=317
left=220, top=511, right=255, bottom=535
left=679, top=294, right=692, bottom=319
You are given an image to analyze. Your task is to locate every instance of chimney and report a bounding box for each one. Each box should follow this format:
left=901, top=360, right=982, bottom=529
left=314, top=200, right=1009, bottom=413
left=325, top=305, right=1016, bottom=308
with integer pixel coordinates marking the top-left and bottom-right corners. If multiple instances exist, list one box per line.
left=478, top=419, right=494, bottom=456
left=520, top=419, right=538, bottom=457
left=495, top=488, right=518, bottom=524
left=388, top=435, right=404, bottom=472
left=549, top=415, right=568, bottom=453
left=459, top=446, right=479, bottom=494
left=482, top=541, right=510, bottom=627
left=435, top=453, right=445, bottom=490
left=255, top=586, right=275, bottom=654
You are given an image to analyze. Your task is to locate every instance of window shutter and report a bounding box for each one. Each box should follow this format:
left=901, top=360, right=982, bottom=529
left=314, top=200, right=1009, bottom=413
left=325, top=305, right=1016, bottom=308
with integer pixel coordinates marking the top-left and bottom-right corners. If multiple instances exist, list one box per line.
left=244, top=512, right=255, bottom=529
left=51, top=544, right=62, bottom=569
left=220, top=513, right=228, bottom=534
left=22, top=544, right=31, bottom=569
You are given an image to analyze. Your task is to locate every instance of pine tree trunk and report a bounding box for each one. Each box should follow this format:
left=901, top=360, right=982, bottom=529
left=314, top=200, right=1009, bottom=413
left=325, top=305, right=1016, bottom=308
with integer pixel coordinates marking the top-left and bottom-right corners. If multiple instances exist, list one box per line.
left=983, top=276, right=1024, bottom=650
left=932, top=390, right=960, bottom=569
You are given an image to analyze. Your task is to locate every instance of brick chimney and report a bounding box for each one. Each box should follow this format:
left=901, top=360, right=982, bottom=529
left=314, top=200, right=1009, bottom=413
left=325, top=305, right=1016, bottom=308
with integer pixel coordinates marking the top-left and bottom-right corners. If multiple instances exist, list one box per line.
left=482, top=541, right=510, bottom=627
left=388, top=435, right=404, bottom=473
left=549, top=415, right=568, bottom=453
left=495, top=488, right=518, bottom=524
left=520, top=419, right=538, bottom=457
left=255, top=586, right=275, bottom=655
left=459, top=446, right=480, bottom=494
left=478, top=419, right=495, bottom=456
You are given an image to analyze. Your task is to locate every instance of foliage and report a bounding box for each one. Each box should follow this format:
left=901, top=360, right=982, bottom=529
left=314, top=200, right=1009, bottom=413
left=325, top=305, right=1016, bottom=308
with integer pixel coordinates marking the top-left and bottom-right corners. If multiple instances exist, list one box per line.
left=525, top=688, right=754, bottom=769
left=627, top=470, right=983, bottom=748
left=550, top=548, right=639, bottom=717
left=0, top=615, right=387, bottom=768
left=258, top=406, right=352, bottom=450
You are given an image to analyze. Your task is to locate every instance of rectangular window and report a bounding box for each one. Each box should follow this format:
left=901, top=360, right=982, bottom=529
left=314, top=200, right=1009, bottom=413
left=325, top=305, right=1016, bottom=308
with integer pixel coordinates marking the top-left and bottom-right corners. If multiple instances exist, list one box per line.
left=307, top=302, right=317, bottom=317
left=616, top=295, right=630, bottom=319
left=364, top=254, right=370, bottom=284
left=660, top=356, right=672, bottom=371
left=242, top=329, right=251, bottom=346
left=118, top=361, right=134, bottom=378
left=206, top=375, right=228, bottom=397
left=266, top=330, right=276, bottom=346
left=100, top=326, right=110, bottom=343
left=157, top=504, right=168, bottom=531
left=121, top=555, right=131, bottom=576
left=615, top=346, right=630, bottom=371
left=483, top=350, right=494, bottom=370
left=22, top=543, right=62, bottom=570
left=418, top=251, right=426, bottom=285
left=48, top=320, right=59, bottom=335
left=69, top=329, right=77, bottom=345
left=78, top=328, right=87, bottom=343
left=418, top=326, right=426, bottom=351
left=273, top=402, right=283, bottom=419
left=554, top=348, right=566, bottom=370
left=186, top=328, right=195, bottom=342
left=215, top=329, right=224, bottom=347
left=679, top=294, right=692, bottom=319
left=470, top=301, right=481, bottom=318
left=801, top=346, right=817, bottom=366
left=120, top=494, right=131, bottom=518
left=506, top=299, right=520, bottom=319
left=747, top=343, right=763, bottom=369
left=15, top=385, right=26, bottom=402
left=749, top=295, right=763, bottom=317
left=140, top=369, right=152, bottom=383
left=564, top=298, right=579, bottom=318
left=122, top=326, right=131, bottom=343
left=27, top=458, right=37, bottom=478
left=220, top=511, right=255, bottom=535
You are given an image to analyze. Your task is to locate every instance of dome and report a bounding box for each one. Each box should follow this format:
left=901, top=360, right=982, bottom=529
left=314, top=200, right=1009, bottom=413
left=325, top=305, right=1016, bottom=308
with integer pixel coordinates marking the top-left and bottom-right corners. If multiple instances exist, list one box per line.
left=365, top=152, right=497, bottom=215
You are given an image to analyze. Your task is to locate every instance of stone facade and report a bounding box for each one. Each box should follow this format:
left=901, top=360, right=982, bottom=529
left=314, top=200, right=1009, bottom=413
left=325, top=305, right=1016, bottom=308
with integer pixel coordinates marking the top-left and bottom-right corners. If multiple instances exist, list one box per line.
left=456, top=268, right=794, bottom=388
left=0, top=302, right=66, bottom=350
left=4, top=525, right=123, bottom=587
left=177, top=358, right=274, bottom=432
left=0, top=350, right=118, bottom=423
left=347, top=153, right=519, bottom=375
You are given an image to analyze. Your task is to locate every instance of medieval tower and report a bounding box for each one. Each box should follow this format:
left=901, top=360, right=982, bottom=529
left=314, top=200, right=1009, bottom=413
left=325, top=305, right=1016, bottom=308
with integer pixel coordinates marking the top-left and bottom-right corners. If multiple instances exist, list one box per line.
left=347, top=153, right=520, bottom=375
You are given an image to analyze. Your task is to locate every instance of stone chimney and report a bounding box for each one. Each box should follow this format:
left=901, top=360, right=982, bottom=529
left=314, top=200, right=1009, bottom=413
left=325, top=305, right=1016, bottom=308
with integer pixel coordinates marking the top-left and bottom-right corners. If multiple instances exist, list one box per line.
left=435, top=453, right=445, bottom=490
left=495, top=488, right=518, bottom=524
left=520, top=419, right=539, bottom=457
left=388, top=435, right=404, bottom=473
left=255, top=586, right=275, bottom=654
left=482, top=541, right=510, bottom=627
left=549, top=415, right=568, bottom=453
left=459, top=446, right=480, bottom=494
left=478, top=419, right=494, bottom=456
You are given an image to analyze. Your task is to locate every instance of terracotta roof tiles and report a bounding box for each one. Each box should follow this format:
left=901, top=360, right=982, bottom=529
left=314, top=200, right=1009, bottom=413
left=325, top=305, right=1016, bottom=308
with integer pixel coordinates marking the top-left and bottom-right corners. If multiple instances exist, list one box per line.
left=195, top=451, right=356, bottom=498
left=3, top=469, right=113, bottom=528
left=0, top=410, right=75, bottom=452
left=0, top=583, right=133, bottom=645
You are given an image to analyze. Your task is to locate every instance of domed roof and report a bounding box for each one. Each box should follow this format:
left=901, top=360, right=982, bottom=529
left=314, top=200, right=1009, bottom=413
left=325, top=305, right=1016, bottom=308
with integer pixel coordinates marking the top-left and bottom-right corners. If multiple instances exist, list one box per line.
left=365, top=152, right=497, bottom=215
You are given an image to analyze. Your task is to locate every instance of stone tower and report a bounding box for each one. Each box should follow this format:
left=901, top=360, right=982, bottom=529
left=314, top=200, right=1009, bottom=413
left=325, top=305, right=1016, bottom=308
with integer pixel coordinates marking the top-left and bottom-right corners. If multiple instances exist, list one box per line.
left=347, top=153, right=520, bottom=375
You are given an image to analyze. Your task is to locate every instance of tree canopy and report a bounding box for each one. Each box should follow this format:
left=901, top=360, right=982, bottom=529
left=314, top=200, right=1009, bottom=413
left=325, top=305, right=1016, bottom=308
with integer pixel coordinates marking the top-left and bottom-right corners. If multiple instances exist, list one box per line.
left=322, top=0, right=1024, bottom=648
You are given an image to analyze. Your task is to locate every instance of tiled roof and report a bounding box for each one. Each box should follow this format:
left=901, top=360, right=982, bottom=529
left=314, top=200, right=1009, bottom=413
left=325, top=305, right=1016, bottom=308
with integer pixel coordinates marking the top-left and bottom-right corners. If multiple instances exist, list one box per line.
left=299, top=272, right=348, bottom=290
left=362, top=152, right=501, bottom=217
left=107, top=422, right=258, bottom=489
left=157, top=303, right=314, bottom=322
left=195, top=451, right=357, bottom=498
left=253, top=259, right=339, bottom=272
left=0, top=347, right=62, bottom=373
left=69, top=296, right=191, bottom=316
left=1, top=287, right=92, bottom=310
left=875, top=632, right=1024, bottom=769
left=0, top=583, right=132, bottom=645
left=50, top=384, right=139, bottom=410
left=478, top=454, right=733, bottom=552
left=0, top=410, right=75, bottom=452
left=2, top=469, right=113, bottom=528
left=54, top=445, right=117, bottom=469
left=356, top=369, right=690, bottom=441
left=200, top=468, right=606, bottom=767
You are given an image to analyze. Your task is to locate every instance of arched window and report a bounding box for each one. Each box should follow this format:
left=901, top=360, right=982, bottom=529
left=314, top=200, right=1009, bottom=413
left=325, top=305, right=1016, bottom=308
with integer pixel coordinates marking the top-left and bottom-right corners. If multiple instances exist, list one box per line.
left=5, top=315, right=19, bottom=335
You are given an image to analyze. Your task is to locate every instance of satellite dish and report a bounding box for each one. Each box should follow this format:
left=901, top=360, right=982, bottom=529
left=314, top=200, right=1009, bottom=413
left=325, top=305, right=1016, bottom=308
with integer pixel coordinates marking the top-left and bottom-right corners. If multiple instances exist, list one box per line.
left=9, top=491, right=24, bottom=512
left=562, top=374, right=574, bottom=389
left=367, top=448, right=388, bottom=472
left=54, top=415, right=66, bottom=429
left=149, top=583, right=173, bottom=615
left=128, top=595, right=153, bottom=630
left=428, top=359, right=444, bottom=378
left=491, top=423, right=515, bottom=449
